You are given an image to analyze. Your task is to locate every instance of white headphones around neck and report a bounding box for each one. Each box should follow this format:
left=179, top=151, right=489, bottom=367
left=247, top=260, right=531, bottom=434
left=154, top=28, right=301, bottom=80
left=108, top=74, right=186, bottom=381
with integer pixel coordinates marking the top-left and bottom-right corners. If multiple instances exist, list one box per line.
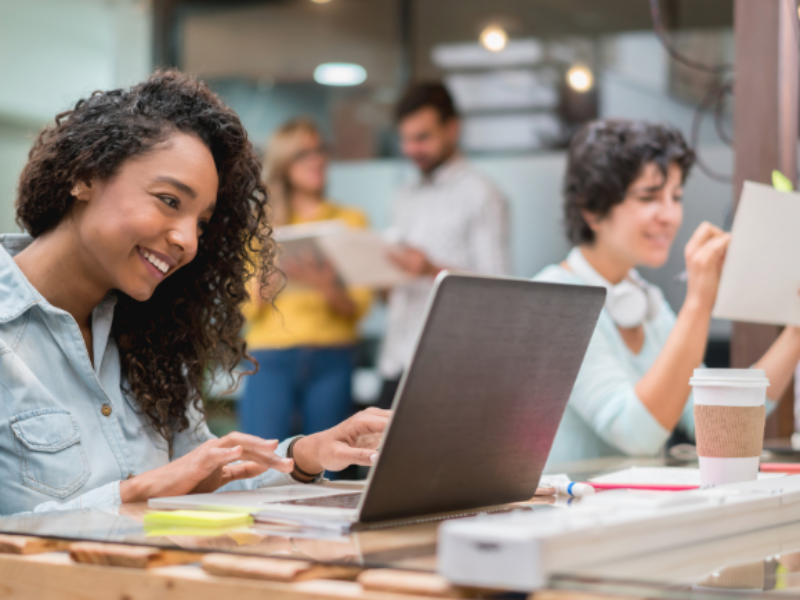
left=566, top=247, right=663, bottom=329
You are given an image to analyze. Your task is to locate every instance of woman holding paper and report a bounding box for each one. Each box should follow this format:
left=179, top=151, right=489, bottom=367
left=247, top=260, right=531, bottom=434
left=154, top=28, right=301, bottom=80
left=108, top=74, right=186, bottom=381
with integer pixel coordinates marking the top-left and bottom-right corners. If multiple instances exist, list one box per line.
left=240, top=119, right=372, bottom=442
left=535, top=119, right=800, bottom=465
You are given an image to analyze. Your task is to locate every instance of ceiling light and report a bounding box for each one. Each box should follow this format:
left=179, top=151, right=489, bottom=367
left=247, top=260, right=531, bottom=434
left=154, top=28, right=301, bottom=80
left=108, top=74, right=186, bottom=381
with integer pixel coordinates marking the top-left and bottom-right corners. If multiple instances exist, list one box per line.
left=566, top=64, right=594, bottom=93
left=480, top=25, right=508, bottom=53
left=311, top=0, right=332, bottom=3
left=314, top=63, right=367, bottom=86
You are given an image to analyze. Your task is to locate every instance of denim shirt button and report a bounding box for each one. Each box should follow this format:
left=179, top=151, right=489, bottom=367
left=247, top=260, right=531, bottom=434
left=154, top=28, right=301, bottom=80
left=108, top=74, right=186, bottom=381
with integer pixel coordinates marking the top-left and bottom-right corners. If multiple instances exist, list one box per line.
left=101, top=404, right=112, bottom=417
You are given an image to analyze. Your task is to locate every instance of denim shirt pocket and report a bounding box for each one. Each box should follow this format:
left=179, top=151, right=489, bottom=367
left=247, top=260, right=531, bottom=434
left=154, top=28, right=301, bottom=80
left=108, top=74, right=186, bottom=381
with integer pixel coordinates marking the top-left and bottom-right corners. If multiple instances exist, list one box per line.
left=11, top=408, right=91, bottom=498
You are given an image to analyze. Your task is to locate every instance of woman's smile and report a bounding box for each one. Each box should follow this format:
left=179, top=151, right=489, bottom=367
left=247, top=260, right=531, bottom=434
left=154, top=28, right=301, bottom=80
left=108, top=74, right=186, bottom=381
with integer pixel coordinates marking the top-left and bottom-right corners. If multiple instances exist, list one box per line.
left=136, top=245, right=175, bottom=279
left=642, top=231, right=673, bottom=248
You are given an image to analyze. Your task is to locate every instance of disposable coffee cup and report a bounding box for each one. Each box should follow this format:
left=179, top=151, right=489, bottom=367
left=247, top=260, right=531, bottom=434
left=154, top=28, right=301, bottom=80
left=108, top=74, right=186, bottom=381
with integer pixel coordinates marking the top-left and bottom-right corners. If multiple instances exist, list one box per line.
left=690, top=368, right=769, bottom=487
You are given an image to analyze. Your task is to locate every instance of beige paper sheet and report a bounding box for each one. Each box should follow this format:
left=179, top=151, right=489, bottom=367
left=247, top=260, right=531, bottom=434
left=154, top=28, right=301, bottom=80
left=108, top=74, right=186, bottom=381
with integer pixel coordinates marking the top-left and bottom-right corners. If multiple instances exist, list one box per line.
left=712, top=181, right=800, bottom=326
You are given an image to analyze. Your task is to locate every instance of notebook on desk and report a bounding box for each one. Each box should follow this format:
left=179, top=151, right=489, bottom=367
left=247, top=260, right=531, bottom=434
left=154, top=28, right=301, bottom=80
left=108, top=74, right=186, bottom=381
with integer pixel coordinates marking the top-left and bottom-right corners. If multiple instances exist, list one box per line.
left=149, top=273, right=605, bottom=529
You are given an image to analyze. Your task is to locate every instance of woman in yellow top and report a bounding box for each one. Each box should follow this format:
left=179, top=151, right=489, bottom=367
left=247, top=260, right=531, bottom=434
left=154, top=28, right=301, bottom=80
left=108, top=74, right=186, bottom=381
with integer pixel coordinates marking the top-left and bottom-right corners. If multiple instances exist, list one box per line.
left=240, top=119, right=371, bottom=441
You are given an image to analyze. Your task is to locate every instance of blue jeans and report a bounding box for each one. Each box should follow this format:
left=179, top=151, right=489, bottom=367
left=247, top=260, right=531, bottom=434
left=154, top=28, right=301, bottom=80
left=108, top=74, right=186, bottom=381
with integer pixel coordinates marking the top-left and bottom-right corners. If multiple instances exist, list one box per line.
left=238, top=346, right=356, bottom=441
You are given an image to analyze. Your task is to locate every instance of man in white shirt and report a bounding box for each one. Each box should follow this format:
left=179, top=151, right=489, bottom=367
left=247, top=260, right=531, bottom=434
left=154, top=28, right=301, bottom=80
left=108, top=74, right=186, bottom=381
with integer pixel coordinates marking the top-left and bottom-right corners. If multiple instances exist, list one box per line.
left=377, top=82, right=511, bottom=408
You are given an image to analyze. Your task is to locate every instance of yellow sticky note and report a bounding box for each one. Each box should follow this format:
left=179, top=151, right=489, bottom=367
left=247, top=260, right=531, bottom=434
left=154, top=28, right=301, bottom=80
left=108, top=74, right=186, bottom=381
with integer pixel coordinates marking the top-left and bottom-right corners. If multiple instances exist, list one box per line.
left=772, top=170, right=794, bottom=192
left=143, top=510, right=253, bottom=529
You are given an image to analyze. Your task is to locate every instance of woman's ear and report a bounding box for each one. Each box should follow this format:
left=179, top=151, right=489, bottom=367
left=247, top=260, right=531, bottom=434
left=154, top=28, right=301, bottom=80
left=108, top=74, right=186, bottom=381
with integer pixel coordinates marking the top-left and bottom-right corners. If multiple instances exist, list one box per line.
left=70, top=180, right=93, bottom=202
left=581, top=209, right=602, bottom=232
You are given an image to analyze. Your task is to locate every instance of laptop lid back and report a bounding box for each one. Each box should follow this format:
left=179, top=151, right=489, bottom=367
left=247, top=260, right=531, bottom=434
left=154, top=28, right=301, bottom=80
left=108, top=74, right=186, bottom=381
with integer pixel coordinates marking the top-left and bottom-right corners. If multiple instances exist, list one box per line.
left=359, top=273, right=605, bottom=523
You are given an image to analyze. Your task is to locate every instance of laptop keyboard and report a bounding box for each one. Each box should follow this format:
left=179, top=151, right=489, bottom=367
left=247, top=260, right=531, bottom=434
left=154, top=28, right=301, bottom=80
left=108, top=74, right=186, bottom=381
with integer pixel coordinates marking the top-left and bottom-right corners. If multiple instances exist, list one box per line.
left=276, top=492, right=363, bottom=509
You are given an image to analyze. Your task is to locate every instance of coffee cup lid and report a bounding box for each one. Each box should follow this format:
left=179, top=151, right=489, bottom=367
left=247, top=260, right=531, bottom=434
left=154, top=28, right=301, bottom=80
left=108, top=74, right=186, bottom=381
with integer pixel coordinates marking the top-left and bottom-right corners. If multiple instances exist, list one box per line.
left=689, top=368, right=770, bottom=388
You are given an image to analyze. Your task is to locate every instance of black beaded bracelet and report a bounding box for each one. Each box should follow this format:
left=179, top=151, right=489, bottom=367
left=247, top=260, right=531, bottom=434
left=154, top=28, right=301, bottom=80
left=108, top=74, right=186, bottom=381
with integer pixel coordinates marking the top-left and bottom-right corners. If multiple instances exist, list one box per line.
left=287, top=436, right=323, bottom=483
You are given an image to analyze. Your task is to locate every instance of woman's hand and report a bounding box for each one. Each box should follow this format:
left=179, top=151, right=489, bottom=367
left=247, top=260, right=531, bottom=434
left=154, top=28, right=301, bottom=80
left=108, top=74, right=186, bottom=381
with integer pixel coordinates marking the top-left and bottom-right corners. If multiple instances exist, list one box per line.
left=120, top=433, right=293, bottom=503
left=291, top=407, right=391, bottom=475
left=683, top=221, right=731, bottom=313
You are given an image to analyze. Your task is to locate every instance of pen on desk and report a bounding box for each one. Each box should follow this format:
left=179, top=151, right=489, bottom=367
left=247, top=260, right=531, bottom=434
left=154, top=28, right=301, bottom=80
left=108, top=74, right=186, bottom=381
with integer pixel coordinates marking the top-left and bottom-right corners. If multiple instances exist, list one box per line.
left=554, top=481, right=595, bottom=498
left=538, top=476, right=596, bottom=498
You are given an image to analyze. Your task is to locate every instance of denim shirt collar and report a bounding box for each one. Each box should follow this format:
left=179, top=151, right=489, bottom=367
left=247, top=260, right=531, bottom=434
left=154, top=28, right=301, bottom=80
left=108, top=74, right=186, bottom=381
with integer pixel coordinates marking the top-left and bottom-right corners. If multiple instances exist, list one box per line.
left=0, top=233, right=117, bottom=325
left=0, top=234, right=46, bottom=323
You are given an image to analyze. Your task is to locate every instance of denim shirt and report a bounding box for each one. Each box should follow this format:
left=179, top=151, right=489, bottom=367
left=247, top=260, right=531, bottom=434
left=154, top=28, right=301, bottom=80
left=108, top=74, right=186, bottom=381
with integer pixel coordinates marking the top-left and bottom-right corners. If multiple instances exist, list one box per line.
left=0, top=234, right=294, bottom=515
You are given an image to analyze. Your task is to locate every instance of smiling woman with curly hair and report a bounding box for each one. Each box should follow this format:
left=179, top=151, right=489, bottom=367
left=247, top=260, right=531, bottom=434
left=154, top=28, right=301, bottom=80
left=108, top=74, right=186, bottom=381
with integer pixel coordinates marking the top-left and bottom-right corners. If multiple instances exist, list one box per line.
left=0, top=70, right=389, bottom=514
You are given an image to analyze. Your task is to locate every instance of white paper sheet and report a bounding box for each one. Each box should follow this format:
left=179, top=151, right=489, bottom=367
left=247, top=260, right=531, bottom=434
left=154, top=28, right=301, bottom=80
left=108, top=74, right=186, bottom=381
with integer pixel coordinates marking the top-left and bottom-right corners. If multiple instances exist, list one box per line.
left=713, top=181, right=800, bottom=326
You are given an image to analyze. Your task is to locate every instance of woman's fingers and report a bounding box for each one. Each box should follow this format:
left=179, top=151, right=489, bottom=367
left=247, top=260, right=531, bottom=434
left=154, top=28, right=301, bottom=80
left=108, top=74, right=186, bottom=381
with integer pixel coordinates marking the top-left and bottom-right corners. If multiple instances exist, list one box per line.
left=221, top=460, right=267, bottom=482
left=217, top=432, right=279, bottom=451
left=355, top=432, right=383, bottom=450
left=685, top=221, right=725, bottom=257
left=695, top=232, right=731, bottom=266
left=334, top=445, right=379, bottom=469
left=214, top=434, right=293, bottom=473
left=348, top=412, right=391, bottom=438
left=201, top=445, right=243, bottom=470
left=364, top=407, right=393, bottom=418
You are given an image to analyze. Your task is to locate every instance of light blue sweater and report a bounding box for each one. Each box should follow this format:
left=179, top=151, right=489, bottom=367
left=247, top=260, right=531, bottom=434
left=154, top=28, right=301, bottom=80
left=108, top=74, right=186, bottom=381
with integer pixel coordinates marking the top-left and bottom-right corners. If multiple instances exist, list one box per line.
left=535, top=263, right=697, bottom=466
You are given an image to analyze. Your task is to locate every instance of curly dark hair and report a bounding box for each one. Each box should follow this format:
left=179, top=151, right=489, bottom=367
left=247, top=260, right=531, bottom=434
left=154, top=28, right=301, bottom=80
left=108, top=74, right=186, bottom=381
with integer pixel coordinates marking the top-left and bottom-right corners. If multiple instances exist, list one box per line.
left=15, top=69, right=276, bottom=450
left=563, top=119, right=696, bottom=245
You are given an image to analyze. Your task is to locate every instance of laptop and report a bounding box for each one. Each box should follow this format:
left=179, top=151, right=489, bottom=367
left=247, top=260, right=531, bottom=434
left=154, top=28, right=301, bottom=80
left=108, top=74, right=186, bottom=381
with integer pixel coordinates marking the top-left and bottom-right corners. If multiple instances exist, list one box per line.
left=149, top=272, right=605, bottom=528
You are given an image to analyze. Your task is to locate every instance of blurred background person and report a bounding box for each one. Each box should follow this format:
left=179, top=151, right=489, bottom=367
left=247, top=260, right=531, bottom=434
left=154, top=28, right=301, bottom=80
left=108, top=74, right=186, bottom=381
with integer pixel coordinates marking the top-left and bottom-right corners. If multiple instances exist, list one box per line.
left=535, top=120, right=800, bottom=466
left=376, top=82, right=511, bottom=408
left=240, top=118, right=372, bottom=441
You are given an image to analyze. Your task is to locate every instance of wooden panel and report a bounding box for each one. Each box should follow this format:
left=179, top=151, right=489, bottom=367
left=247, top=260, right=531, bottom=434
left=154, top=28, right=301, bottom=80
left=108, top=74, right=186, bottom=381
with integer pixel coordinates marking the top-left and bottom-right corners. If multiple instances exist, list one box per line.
left=0, top=551, right=463, bottom=600
left=358, top=569, right=464, bottom=598
left=732, top=0, right=798, bottom=437
left=0, top=534, right=68, bottom=555
left=69, top=542, right=198, bottom=569
left=202, top=553, right=362, bottom=582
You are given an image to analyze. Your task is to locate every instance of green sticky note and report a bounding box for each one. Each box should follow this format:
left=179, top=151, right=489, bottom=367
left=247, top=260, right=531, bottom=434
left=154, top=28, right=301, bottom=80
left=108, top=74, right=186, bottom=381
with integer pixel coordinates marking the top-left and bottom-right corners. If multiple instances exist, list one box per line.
left=143, top=510, right=253, bottom=529
left=772, top=170, right=794, bottom=192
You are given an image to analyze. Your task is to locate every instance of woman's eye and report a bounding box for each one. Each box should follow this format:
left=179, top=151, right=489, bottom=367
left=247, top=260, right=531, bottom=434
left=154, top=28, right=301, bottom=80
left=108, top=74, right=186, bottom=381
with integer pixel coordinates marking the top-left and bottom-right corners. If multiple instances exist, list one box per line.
left=637, top=196, right=657, bottom=202
left=159, top=195, right=179, bottom=209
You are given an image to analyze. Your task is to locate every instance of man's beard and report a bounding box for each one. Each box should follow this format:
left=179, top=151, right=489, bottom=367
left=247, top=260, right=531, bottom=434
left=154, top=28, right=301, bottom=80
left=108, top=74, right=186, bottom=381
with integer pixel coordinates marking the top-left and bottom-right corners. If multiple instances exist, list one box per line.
left=418, top=145, right=456, bottom=177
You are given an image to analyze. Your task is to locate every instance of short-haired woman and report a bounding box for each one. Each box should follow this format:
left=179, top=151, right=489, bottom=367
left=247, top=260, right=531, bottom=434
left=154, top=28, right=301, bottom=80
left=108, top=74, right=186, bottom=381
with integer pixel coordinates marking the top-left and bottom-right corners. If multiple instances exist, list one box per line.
left=0, top=72, right=387, bottom=515
left=535, top=119, right=800, bottom=465
left=239, top=119, right=372, bottom=442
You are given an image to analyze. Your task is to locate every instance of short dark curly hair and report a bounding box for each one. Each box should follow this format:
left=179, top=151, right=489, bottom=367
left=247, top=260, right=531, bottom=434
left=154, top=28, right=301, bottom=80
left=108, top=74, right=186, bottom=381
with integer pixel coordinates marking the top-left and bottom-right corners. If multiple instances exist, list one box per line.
left=563, top=119, right=695, bottom=245
left=15, top=69, right=276, bottom=450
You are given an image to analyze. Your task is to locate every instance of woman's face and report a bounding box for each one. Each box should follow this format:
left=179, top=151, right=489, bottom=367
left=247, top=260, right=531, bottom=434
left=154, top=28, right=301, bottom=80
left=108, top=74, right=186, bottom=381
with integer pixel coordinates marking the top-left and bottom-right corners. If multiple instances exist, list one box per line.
left=286, top=131, right=327, bottom=196
left=588, top=161, right=684, bottom=269
left=76, top=132, right=219, bottom=301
